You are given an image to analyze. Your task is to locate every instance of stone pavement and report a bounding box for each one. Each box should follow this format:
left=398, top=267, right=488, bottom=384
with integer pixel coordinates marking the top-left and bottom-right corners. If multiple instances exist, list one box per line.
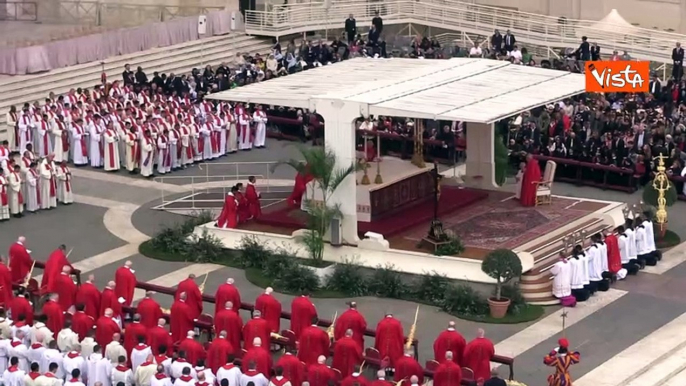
left=2, top=137, right=686, bottom=386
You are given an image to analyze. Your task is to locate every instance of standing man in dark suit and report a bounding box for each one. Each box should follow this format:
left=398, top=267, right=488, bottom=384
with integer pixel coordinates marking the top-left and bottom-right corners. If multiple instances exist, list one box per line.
left=122, top=64, right=134, bottom=86
left=504, top=30, right=516, bottom=52
left=372, top=10, right=383, bottom=35
left=490, top=29, right=503, bottom=53
left=672, top=42, right=684, bottom=81
left=574, top=36, right=590, bottom=70
left=591, top=43, right=601, bottom=60
left=345, top=14, right=357, bottom=44
left=649, top=75, right=662, bottom=97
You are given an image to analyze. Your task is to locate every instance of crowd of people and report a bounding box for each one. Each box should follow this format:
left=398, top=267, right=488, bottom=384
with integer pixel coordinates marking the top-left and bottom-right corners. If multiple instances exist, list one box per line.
left=0, top=237, right=521, bottom=386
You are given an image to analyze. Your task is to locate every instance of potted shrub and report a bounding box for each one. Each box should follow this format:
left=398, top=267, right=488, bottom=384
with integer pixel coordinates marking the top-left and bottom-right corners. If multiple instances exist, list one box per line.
left=481, top=249, right=523, bottom=319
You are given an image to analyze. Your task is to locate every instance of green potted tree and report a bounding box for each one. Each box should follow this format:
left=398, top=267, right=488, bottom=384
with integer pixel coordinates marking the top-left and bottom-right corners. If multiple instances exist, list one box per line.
left=481, top=249, right=523, bottom=319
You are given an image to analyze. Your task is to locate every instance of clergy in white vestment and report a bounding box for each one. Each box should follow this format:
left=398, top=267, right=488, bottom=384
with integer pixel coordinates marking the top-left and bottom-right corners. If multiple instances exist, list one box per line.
left=179, top=124, right=192, bottom=167
left=9, top=333, right=30, bottom=372
left=172, top=367, right=194, bottom=386
left=0, top=173, right=10, bottom=221
left=56, top=162, right=74, bottom=205
left=40, top=341, right=63, bottom=377
left=63, top=349, right=86, bottom=381
left=105, top=335, right=126, bottom=365
left=216, top=361, right=241, bottom=386
left=140, top=133, right=155, bottom=178
left=27, top=340, right=45, bottom=370
left=569, top=255, right=587, bottom=299
left=19, top=154, right=31, bottom=200
left=103, top=126, right=121, bottom=172
left=134, top=357, right=156, bottom=386
left=198, top=123, right=212, bottom=160
left=35, top=363, right=64, bottom=386
left=51, top=119, right=69, bottom=163
left=36, top=114, right=52, bottom=158
left=24, top=362, right=42, bottom=386
left=169, top=354, right=192, bottom=380
left=239, top=361, right=268, bottom=386
left=593, top=234, right=609, bottom=276
left=12, top=319, right=31, bottom=346
left=252, top=105, right=267, bottom=148
left=65, top=369, right=86, bottom=386
left=87, top=346, right=111, bottom=386
left=191, top=122, right=201, bottom=162
left=71, top=119, right=89, bottom=166
left=643, top=218, right=657, bottom=254
left=80, top=333, right=96, bottom=359
left=550, top=253, right=572, bottom=298
left=7, top=106, right=19, bottom=153
left=130, top=339, right=151, bottom=374
left=0, top=315, right=13, bottom=339
left=110, top=356, right=133, bottom=386
left=237, top=108, right=252, bottom=151
left=18, top=109, right=35, bottom=154
left=156, top=131, right=171, bottom=175
left=57, top=324, right=79, bottom=352
left=124, top=126, right=139, bottom=173
left=8, top=164, right=24, bottom=217
left=0, top=336, right=10, bottom=375
left=585, top=243, right=604, bottom=290
left=624, top=224, right=640, bottom=265
left=29, top=323, right=54, bottom=346
left=3, top=357, right=26, bottom=386
left=88, top=116, right=104, bottom=168
left=194, top=366, right=215, bottom=386
left=169, top=126, right=181, bottom=170
left=226, top=111, right=238, bottom=154
left=39, top=156, right=58, bottom=209
left=217, top=113, right=228, bottom=156
left=150, top=366, right=172, bottom=386
left=114, top=115, right=127, bottom=169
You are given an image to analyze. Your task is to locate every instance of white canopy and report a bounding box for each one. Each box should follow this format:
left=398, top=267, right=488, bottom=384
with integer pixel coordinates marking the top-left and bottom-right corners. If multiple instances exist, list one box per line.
left=576, top=9, right=638, bottom=38
left=208, top=58, right=585, bottom=123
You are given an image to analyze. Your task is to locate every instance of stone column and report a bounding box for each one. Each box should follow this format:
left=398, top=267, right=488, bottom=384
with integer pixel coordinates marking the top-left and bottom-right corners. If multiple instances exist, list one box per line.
left=464, top=122, right=498, bottom=190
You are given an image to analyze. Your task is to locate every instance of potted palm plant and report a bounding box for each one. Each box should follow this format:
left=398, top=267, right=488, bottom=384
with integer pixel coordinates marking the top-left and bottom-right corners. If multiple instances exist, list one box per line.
left=481, top=249, right=523, bottom=319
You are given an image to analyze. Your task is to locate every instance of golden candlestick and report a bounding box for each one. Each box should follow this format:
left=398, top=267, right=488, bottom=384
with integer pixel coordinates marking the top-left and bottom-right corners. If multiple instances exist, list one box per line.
left=374, top=133, right=383, bottom=184
left=410, top=120, right=425, bottom=168
left=360, top=159, right=370, bottom=185
left=652, top=154, right=669, bottom=228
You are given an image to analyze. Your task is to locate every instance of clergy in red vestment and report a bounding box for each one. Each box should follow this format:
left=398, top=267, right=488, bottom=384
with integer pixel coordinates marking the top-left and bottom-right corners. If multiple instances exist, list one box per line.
left=335, top=302, right=367, bottom=350
left=255, top=287, right=281, bottom=333
left=375, top=314, right=405, bottom=367
left=298, top=318, right=330, bottom=366
left=10, top=290, right=33, bottom=324
left=332, top=329, right=363, bottom=378
left=433, top=351, right=462, bottom=386
left=245, top=176, right=262, bottom=219
left=462, top=328, right=495, bottom=383
left=235, top=184, right=250, bottom=223
left=147, top=319, right=173, bottom=355
left=433, top=321, right=466, bottom=366
left=170, top=292, right=196, bottom=344
left=175, top=274, right=203, bottom=319
left=8, top=236, right=33, bottom=284
left=604, top=230, right=623, bottom=275
left=214, top=278, right=241, bottom=315
left=114, top=261, right=136, bottom=306
left=290, top=293, right=317, bottom=340
left=71, top=304, right=95, bottom=340
left=215, top=301, right=243, bottom=351
left=43, top=293, right=65, bottom=334
left=242, top=337, right=272, bottom=376
left=95, top=308, right=121, bottom=347
left=0, top=257, right=13, bottom=307
left=370, top=371, right=392, bottom=386
left=519, top=154, right=542, bottom=207
left=341, top=368, right=369, bottom=386
left=178, top=331, right=207, bottom=367
left=206, top=331, right=235, bottom=373
left=287, top=165, right=313, bottom=208
left=54, top=266, right=77, bottom=311
left=243, top=311, right=271, bottom=350
left=42, top=245, right=73, bottom=294
left=394, top=350, right=424, bottom=385
left=306, top=356, right=336, bottom=386
left=215, top=188, right=238, bottom=229
left=275, top=349, right=305, bottom=386
left=137, top=292, right=163, bottom=329
left=270, top=367, right=291, bottom=386
left=100, top=281, right=123, bottom=319
left=124, top=314, right=148, bottom=357
left=75, top=274, right=101, bottom=320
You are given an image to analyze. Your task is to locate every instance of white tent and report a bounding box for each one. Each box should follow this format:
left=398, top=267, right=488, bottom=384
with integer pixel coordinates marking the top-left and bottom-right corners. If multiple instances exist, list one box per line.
left=576, top=9, right=638, bottom=38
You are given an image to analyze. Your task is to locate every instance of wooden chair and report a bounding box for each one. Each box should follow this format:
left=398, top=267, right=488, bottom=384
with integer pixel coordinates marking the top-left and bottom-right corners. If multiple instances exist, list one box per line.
left=425, top=360, right=440, bottom=372
left=535, top=160, right=557, bottom=206
left=461, top=367, right=475, bottom=382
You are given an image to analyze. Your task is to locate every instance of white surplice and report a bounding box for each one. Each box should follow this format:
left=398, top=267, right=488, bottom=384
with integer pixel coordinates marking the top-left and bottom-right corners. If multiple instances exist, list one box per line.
left=7, top=111, right=19, bottom=152
left=625, top=228, right=638, bottom=260
left=37, top=120, right=51, bottom=158
left=9, top=339, right=29, bottom=372
left=40, top=348, right=63, bottom=378
left=586, top=245, right=603, bottom=281
left=38, top=159, right=57, bottom=209
left=237, top=113, right=252, bottom=150
left=150, top=374, right=173, bottom=386
left=62, top=351, right=86, bottom=381
left=57, top=329, right=79, bottom=352
left=88, top=122, right=104, bottom=168
left=597, top=241, right=609, bottom=273
left=252, top=110, right=267, bottom=148
left=56, top=164, right=74, bottom=204
left=3, top=366, right=26, bottom=386
left=139, top=137, right=154, bottom=177
left=130, top=344, right=151, bottom=374
left=0, top=176, right=10, bottom=220
left=569, top=257, right=585, bottom=290
left=198, top=124, right=212, bottom=160
left=51, top=121, right=69, bottom=163
left=124, top=132, right=138, bottom=172
left=8, top=171, right=23, bottom=215
left=70, top=124, right=88, bottom=166
left=156, top=135, right=171, bottom=175
left=17, top=114, right=34, bottom=154
left=644, top=220, right=656, bottom=252
left=103, top=129, right=121, bottom=172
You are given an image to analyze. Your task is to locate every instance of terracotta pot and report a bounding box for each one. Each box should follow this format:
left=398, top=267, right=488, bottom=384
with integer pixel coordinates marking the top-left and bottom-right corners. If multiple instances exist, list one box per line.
left=487, top=297, right=511, bottom=319
left=657, top=221, right=668, bottom=240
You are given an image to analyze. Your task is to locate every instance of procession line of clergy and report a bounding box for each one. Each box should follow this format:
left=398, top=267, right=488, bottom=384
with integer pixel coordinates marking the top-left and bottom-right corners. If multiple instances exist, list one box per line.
left=215, top=178, right=262, bottom=230
left=4, top=84, right=270, bottom=179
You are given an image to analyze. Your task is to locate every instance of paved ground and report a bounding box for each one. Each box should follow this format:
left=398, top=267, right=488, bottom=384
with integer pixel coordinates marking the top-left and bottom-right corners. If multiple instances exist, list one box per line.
left=2, top=137, right=686, bottom=386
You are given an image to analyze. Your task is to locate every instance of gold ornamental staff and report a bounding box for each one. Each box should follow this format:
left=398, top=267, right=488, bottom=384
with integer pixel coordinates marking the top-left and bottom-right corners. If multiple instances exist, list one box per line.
left=405, top=305, right=419, bottom=350
left=198, top=273, right=209, bottom=293
left=327, top=312, right=337, bottom=340
left=22, top=261, right=36, bottom=287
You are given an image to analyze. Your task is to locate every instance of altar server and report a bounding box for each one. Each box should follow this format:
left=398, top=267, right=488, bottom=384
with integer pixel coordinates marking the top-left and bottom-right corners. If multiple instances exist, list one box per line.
left=636, top=217, right=658, bottom=266
left=550, top=253, right=572, bottom=299
left=103, top=125, right=121, bottom=172
left=624, top=221, right=643, bottom=269
left=252, top=105, right=267, bottom=148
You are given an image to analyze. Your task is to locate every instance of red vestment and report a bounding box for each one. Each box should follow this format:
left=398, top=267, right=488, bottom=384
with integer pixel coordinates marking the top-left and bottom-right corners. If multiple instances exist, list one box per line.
left=114, top=266, right=136, bottom=306
left=275, top=353, right=305, bottom=386
left=216, top=194, right=238, bottom=229
left=170, top=300, right=195, bottom=344
left=9, top=296, right=33, bottom=325
left=8, top=242, right=32, bottom=284
left=287, top=171, right=313, bottom=208
left=433, top=329, right=466, bottom=366
left=242, top=346, right=272, bottom=376
left=124, top=321, right=147, bottom=356
left=370, top=381, right=392, bottom=386
left=100, top=288, right=123, bottom=318
left=206, top=337, right=234, bottom=373
left=306, top=363, right=335, bottom=386
left=75, top=281, right=101, bottom=320
left=364, top=142, right=376, bottom=162
left=178, top=337, right=207, bottom=367
left=298, top=325, right=330, bottom=366
left=290, top=295, right=317, bottom=340
left=214, top=309, right=243, bottom=351
left=332, top=336, right=363, bottom=378
left=463, top=337, right=495, bottom=383
left=519, top=158, right=542, bottom=207
left=374, top=317, right=404, bottom=367
left=71, top=311, right=94, bottom=340
left=42, top=249, right=73, bottom=294
left=146, top=325, right=173, bottom=355
left=245, top=184, right=262, bottom=219
left=394, top=355, right=424, bottom=384
left=433, top=360, right=462, bottom=386
left=0, top=264, right=13, bottom=307
left=175, top=278, right=203, bottom=319
left=335, top=309, right=367, bottom=350
left=55, top=273, right=77, bottom=311
left=243, top=317, right=271, bottom=350
left=43, top=299, right=65, bottom=334
left=255, top=293, right=281, bottom=333
left=137, top=297, right=163, bottom=329
left=605, top=234, right=623, bottom=274
left=95, top=316, right=121, bottom=347
left=235, top=192, right=250, bottom=223
left=342, top=374, right=369, bottom=386
left=214, top=283, right=241, bottom=315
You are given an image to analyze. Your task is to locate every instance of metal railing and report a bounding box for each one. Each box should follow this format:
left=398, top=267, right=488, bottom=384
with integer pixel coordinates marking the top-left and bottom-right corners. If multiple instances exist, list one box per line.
left=0, top=1, right=38, bottom=21
left=56, top=1, right=224, bottom=26
left=244, top=0, right=683, bottom=64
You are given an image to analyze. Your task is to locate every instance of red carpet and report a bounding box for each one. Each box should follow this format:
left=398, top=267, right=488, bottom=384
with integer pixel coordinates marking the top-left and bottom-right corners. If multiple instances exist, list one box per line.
left=256, top=187, right=489, bottom=238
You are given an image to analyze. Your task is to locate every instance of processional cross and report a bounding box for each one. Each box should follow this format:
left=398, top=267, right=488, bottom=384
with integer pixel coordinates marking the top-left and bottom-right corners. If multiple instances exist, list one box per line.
left=427, top=162, right=447, bottom=241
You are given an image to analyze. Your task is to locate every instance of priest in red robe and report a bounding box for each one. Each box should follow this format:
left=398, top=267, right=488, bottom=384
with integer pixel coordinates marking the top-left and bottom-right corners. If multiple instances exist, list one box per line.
left=215, top=301, right=243, bottom=351
left=8, top=236, right=33, bottom=284
left=215, top=188, right=238, bottom=229
left=178, top=331, right=207, bottom=367
left=100, top=281, right=123, bottom=320
left=332, top=329, right=363, bottom=378
left=290, top=293, right=317, bottom=339
left=170, top=292, right=196, bottom=344
left=245, top=176, right=262, bottom=219
left=54, top=266, right=77, bottom=311
left=374, top=314, right=404, bottom=367
left=0, top=257, right=14, bottom=307
left=433, top=321, right=466, bottom=366
left=235, top=183, right=250, bottom=223
left=275, top=349, right=305, bottom=386
left=394, top=350, right=424, bottom=385
left=147, top=319, right=173, bottom=355
left=341, top=369, right=369, bottom=386
left=242, top=337, right=272, bottom=376
left=604, top=230, right=623, bottom=275
left=41, top=245, right=73, bottom=294
left=298, top=318, right=330, bottom=366
left=114, top=261, right=136, bottom=306
left=124, top=314, right=148, bottom=357
left=255, top=287, right=281, bottom=333
left=137, top=291, right=163, bottom=328
left=433, top=351, right=462, bottom=386
left=43, top=293, right=65, bottom=334
left=71, top=303, right=95, bottom=340
left=335, top=302, right=367, bottom=350
left=206, top=330, right=235, bottom=373
left=519, top=153, right=542, bottom=207
left=243, top=311, right=271, bottom=350
left=214, top=278, right=241, bottom=315
left=287, top=165, right=313, bottom=208
left=9, top=289, right=33, bottom=325
left=463, top=328, right=495, bottom=383
left=306, top=356, right=336, bottom=386
left=75, top=274, right=101, bottom=320
left=95, top=308, right=121, bottom=347
left=175, top=274, right=203, bottom=319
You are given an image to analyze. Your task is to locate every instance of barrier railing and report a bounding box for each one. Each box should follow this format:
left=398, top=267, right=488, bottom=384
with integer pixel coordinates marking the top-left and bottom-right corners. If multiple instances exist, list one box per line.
left=56, top=1, right=224, bottom=26
left=0, top=1, right=38, bottom=21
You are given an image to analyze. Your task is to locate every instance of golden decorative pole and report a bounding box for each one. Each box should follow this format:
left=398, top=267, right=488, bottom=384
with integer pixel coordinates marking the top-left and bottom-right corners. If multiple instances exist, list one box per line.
left=410, top=120, right=425, bottom=168
left=360, top=158, right=371, bottom=185
left=652, top=154, right=670, bottom=232
left=374, top=132, right=383, bottom=184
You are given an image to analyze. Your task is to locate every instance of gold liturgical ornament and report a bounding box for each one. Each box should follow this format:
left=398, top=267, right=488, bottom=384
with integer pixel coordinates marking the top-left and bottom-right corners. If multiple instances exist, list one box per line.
left=652, top=154, right=669, bottom=227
